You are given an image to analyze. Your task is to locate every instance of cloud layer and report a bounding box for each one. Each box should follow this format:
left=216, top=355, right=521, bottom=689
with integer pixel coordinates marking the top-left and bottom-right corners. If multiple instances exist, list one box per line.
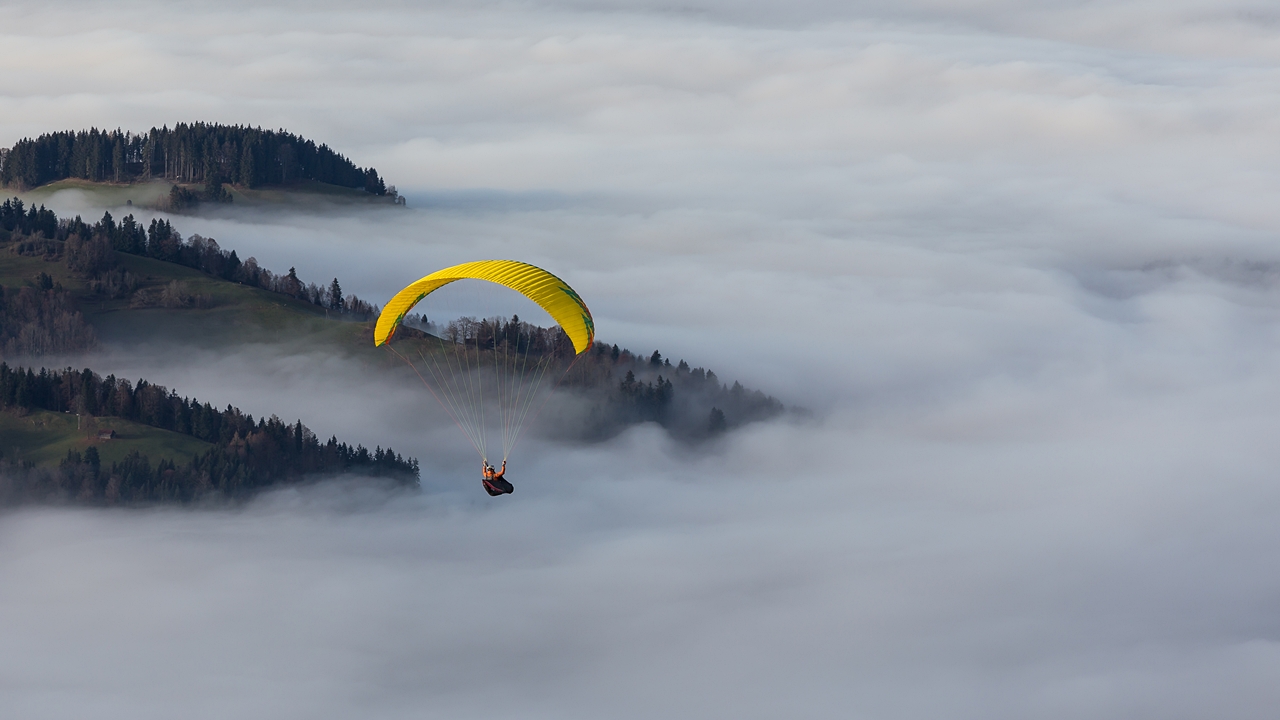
left=4, top=1, right=1280, bottom=718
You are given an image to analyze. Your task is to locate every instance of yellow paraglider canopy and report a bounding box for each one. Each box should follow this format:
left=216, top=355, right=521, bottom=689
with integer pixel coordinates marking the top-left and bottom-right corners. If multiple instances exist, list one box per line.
left=374, top=260, right=595, bottom=353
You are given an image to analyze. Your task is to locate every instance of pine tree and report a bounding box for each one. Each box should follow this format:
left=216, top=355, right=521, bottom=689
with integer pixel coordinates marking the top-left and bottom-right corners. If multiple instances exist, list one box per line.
left=708, top=407, right=727, bottom=435
left=363, top=168, right=385, bottom=195
left=328, top=278, right=343, bottom=310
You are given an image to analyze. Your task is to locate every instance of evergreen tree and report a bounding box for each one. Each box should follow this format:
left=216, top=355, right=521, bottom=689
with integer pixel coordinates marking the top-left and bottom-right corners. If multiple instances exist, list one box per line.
left=363, top=167, right=386, bottom=195
left=708, top=407, right=727, bottom=435
left=328, top=278, right=343, bottom=310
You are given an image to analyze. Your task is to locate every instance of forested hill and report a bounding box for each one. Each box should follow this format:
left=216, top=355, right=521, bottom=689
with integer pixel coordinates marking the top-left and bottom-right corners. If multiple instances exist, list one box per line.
left=0, top=197, right=382, bottom=356
left=0, top=363, right=419, bottom=505
left=0, top=123, right=388, bottom=194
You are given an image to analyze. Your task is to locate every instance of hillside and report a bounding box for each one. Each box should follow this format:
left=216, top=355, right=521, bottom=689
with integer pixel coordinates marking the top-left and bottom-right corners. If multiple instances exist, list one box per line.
left=1, top=199, right=783, bottom=451
left=0, top=238, right=367, bottom=352
left=0, top=362, right=419, bottom=504
left=0, top=407, right=212, bottom=467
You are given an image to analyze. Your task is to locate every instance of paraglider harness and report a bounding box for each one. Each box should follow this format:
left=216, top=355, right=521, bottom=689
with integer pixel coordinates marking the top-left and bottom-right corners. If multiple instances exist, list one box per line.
left=482, top=460, right=513, bottom=496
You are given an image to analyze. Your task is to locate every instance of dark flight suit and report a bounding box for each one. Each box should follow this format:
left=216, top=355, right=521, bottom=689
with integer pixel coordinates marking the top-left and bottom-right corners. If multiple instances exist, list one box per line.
left=482, top=463, right=512, bottom=496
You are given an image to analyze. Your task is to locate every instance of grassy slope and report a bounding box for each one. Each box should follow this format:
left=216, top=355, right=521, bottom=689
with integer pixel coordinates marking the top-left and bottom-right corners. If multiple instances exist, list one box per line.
left=0, top=246, right=370, bottom=352
left=0, top=407, right=212, bottom=467
left=88, top=253, right=370, bottom=350
left=5, top=178, right=397, bottom=353
left=17, top=178, right=173, bottom=208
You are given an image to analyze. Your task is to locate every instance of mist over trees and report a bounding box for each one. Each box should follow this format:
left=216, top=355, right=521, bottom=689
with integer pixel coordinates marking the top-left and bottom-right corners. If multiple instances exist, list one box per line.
left=568, top=343, right=784, bottom=440
left=0, top=124, right=387, bottom=194
left=403, top=314, right=785, bottom=443
left=0, top=363, right=418, bottom=505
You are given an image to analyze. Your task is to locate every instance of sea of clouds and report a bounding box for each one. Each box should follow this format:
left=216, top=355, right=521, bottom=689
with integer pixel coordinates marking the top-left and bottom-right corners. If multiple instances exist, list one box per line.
left=4, top=1, right=1280, bottom=717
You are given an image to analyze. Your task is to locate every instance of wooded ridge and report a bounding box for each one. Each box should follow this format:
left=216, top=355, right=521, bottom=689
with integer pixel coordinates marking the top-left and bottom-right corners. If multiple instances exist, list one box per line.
left=0, top=362, right=419, bottom=505
left=0, top=123, right=388, bottom=195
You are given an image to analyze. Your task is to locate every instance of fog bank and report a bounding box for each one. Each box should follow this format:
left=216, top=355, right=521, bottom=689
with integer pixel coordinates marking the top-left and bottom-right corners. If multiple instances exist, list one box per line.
left=6, top=0, right=1280, bottom=717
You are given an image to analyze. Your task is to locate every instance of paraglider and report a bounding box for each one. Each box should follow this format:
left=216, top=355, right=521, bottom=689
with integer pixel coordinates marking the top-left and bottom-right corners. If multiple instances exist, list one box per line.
left=481, top=460, right=512, bottom=496
left=375, top=260, right=595, bottom=496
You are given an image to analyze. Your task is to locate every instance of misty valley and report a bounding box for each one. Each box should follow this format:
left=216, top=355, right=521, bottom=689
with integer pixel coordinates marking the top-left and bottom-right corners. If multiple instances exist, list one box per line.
left=11, top=5, right=1280, bottom=717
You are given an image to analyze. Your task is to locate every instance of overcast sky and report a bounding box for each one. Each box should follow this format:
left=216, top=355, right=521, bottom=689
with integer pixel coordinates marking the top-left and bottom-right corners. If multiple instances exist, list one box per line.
left=4, top=1, right=1280, bottom=718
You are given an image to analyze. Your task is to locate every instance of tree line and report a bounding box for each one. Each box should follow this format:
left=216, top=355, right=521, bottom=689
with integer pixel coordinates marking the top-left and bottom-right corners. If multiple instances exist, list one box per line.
left=71, top=208, right=382, bottom=317
left=0, top=198, right=382, bottom=358
left=0, top=123, right=387, bottom=194
left=0, top=363, right=419, bottom=505
left=567, top=343, right=784, bottom=440
left=408, top=313, right=580, bottom=360
left=0, top=196, right=58, bottom=237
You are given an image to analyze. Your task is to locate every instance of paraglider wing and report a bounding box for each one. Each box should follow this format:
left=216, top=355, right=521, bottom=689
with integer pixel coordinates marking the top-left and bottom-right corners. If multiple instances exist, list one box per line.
left=374, top=260, right=594, bottom=352
left=375, top=259, right=595, bottom=472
